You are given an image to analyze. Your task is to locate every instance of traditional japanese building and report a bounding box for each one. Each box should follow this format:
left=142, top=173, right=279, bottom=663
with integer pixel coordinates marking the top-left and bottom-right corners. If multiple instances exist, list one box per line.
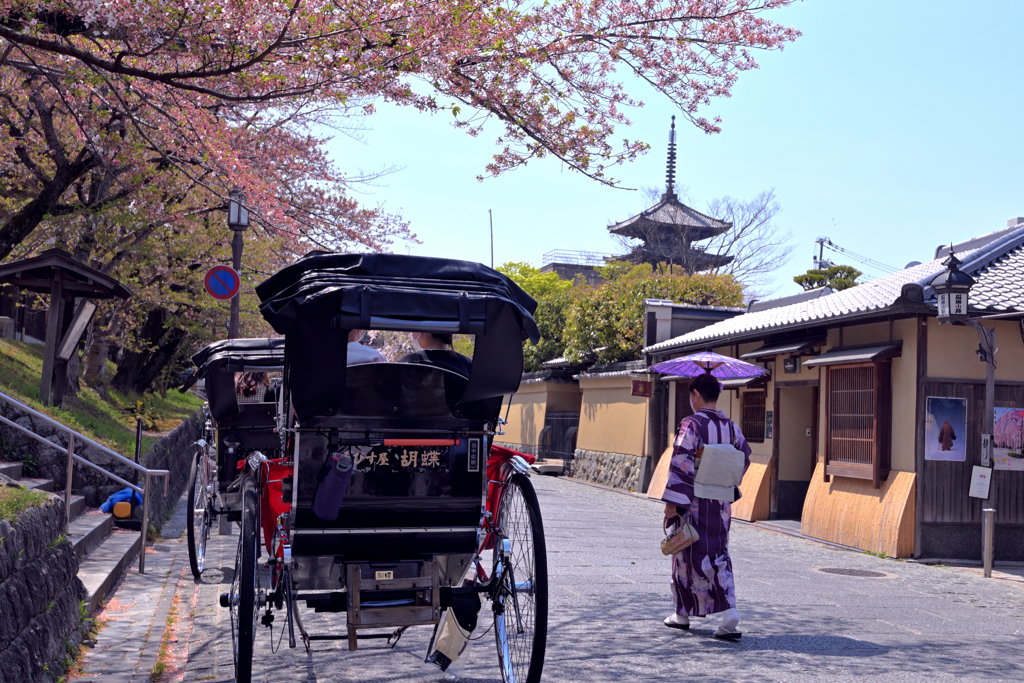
left=608, top=117, right=734, bottom=273
left=645, top=219, right=1024, bottom=560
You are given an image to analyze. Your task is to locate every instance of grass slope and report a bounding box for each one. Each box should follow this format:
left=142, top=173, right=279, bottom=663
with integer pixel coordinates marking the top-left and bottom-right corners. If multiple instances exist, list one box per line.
left=0, top=486, right=49, bottom=522
left=0, top=339, right=203, bottom=458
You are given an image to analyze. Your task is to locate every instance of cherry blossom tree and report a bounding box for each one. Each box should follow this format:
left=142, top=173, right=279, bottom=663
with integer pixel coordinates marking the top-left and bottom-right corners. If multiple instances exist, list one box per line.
left=0, top=0, right=801, bottom=257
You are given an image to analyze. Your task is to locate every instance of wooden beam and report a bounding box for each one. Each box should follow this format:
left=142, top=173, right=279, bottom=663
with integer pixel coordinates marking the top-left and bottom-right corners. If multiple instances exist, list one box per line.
left=914, top=315, right=927, bottom=558
left=770, top=385, right=780, bottom=519
left=39, top=269, right=63, bottom=406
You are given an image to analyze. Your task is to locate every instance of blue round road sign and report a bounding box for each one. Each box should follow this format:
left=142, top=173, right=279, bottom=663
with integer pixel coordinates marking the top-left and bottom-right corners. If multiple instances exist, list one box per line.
left=204, top=266, right=240, bottom=300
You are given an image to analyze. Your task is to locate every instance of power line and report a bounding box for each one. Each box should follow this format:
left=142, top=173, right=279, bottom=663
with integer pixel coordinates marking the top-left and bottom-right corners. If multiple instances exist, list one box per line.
left=815, top=237, right=898, bottom=274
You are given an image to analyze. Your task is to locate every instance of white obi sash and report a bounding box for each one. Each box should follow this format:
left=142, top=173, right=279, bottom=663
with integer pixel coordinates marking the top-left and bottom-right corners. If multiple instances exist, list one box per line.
left=693, top=443, right=745, bottom=502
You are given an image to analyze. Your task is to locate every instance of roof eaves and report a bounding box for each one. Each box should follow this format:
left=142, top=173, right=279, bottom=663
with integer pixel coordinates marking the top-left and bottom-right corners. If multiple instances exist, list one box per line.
left=644, top=300, right=929, bottom=357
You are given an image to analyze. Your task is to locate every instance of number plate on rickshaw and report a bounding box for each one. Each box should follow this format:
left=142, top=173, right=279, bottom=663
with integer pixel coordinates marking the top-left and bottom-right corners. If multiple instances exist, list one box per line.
left=375, top=570, right=394, bottom=580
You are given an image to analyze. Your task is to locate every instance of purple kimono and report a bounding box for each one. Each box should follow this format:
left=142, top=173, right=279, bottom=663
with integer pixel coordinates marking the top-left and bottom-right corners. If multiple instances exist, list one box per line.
left=662, top=408, right=751, bottom=617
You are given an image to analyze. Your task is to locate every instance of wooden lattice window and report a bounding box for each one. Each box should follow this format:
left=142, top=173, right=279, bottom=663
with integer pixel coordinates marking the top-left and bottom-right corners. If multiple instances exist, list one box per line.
left=741, top=390, right=767, bottom=443
left=825, top=362, right=891, bottom=487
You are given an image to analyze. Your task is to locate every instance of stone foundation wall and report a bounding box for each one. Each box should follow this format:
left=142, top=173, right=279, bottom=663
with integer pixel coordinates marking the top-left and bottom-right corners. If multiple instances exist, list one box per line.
left=0, top=494, right=87, bottom=683
left=570, top=448, right=647, bottom=492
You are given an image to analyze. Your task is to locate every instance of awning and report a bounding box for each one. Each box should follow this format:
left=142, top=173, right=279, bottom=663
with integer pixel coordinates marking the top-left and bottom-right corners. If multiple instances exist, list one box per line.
left=801, top=342, right=902, bottom=368
left=740, top=337, right=825, bottom=360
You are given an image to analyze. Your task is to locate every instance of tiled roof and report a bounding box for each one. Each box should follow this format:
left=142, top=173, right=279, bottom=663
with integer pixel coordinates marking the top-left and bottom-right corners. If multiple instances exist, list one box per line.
left=645, top=226, right=1024, bottom=354
left=747, top=287, right=832, bottom=313
left=607, top=194, right=731, bottom=242
left=968, top=245, right=1024, bottom=313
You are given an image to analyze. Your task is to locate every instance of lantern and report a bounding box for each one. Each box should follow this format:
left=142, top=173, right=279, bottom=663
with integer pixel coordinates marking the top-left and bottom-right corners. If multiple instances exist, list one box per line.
left=227, top=190, right=250, bottom=231
left=929, top=248, right=975, bottom=324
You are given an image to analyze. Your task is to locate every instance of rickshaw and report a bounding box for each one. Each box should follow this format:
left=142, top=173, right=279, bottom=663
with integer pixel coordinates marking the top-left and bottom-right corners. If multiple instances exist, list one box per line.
left=217, top=253, right=548, bottom=683
left=185, top=337, right=286, bottom=580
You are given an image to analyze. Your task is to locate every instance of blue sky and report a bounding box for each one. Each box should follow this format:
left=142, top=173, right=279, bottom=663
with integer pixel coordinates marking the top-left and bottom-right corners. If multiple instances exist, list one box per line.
left=324, top=1, right=1024, bottom=299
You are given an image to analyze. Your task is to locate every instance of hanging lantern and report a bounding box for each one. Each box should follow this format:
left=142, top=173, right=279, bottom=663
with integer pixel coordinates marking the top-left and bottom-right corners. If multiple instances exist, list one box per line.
left=929, top=247, right=975, bottom=324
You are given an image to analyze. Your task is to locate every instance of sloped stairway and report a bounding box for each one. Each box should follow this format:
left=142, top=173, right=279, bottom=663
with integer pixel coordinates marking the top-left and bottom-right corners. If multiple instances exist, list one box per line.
left=0, top=460, right=142, bottom=613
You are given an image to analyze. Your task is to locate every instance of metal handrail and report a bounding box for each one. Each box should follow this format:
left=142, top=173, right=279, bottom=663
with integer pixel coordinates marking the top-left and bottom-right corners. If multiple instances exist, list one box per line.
left=0, top=390, right=170, bottom=573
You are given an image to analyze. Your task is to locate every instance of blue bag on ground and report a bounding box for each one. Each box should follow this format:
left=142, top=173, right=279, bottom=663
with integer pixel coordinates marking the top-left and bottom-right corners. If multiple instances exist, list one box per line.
left=99, top=487, right=143, bottom=513
left=313, top=452, right=354, bottom=520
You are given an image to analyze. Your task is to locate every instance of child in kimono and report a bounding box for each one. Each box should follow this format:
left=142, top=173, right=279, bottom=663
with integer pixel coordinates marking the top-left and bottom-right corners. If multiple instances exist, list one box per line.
left=662, top=372, right=751, bottom=640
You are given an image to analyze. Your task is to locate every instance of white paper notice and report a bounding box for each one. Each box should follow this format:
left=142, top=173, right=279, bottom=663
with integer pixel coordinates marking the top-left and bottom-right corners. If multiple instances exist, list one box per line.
left=969, top=466, right=992, bottom=499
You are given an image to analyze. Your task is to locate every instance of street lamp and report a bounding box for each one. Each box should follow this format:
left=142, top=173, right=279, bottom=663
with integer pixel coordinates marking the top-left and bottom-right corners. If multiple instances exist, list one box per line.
left=930, top=246, right=999, bottom=577
left=227, top=190, right=249, bottom=339
left=930, top=248, right=975, bottom=324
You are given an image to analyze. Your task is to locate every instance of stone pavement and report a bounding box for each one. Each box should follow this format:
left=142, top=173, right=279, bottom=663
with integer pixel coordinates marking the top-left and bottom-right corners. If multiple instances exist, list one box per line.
left=88, top=475, right=1024, bottom=682
left=74, top=492, right=190, bottom=682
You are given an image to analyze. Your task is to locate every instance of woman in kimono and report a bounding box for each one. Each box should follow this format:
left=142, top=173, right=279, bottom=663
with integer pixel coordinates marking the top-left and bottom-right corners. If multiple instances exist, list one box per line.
left=662, top=372, right=751, bottom=640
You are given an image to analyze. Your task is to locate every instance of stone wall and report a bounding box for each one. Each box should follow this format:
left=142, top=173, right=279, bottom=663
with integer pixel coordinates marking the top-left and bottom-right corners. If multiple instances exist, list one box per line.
left=139, top=410, right=204, bottom=531
left=570, top=448, right=647, bottom=492
left=0, top=494, right=87, bottom=683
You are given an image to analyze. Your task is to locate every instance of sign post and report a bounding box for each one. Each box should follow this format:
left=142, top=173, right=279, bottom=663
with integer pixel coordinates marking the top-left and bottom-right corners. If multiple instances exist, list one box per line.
left=204, top=266, right=241, bottom=301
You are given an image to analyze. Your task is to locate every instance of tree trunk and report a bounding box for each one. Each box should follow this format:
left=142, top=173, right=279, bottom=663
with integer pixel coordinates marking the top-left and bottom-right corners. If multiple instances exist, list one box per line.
left=110, top=308, right=168, bottom=393
left=83, top=306, right=123, bottom=385
left=129, top=327, right=186, bottom=394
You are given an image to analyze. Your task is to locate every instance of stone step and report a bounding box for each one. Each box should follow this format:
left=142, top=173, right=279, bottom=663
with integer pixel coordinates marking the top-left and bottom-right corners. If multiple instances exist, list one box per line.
left=532, top=459, right=566, bottom=476
left=52, top=492, right=88, bottom=520
left=0, top=460, right=23, bottom=479
left=68, top=494, right=86, bottom=520
left=77, top=529, right=144, bottom=615
left=67, top=510, right=114, bottom=561
left=19, top=477, right=55, bottom=492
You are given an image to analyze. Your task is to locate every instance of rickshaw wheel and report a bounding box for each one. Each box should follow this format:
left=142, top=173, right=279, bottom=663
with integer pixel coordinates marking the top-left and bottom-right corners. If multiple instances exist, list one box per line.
left=186, top=448, right=210, bottom=579
left=493, top=473, right=548, bottom=683
left=230, top=477, right=260, bottom=683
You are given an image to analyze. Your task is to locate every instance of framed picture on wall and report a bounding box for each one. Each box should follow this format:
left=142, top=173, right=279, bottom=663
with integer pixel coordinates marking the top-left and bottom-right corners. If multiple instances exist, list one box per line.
left=925, top=397, right=968, bottom=462
left=993, top=407, right=1024, bottom=471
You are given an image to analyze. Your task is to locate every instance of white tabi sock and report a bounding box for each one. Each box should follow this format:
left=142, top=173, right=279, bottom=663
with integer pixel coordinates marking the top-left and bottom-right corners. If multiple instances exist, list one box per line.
left=664, top=613, right=690, bottom=628
left=715, top=608, right=739, bottom=635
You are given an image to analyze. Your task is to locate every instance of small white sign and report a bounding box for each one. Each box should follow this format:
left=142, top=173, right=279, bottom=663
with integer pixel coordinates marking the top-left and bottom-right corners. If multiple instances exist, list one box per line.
left=969, top=466, right=992, bottom=499
left=981, top=433, right=993, bottom=467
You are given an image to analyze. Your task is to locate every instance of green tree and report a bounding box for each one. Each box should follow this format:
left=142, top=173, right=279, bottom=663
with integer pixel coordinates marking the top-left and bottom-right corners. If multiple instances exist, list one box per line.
left=564, top=269, right=743, bottom=364
left=498, top=262, right=573, bottom=299
left=499, top=262, right=576, bottom=371
left=793, top=265, right=863, bottom=292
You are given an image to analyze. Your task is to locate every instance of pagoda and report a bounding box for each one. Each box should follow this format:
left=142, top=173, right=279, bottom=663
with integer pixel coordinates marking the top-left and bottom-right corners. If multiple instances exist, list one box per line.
left=608, top=117, right=733, bottom=273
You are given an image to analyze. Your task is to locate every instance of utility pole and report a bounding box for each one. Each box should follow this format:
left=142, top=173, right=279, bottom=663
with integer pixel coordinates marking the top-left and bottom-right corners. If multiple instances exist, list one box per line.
left=489, top=209, right=494, bottom=268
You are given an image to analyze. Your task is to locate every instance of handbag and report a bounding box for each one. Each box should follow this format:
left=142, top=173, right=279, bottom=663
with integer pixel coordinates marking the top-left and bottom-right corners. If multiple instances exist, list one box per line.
left=661, top=517, right=699, bottom=556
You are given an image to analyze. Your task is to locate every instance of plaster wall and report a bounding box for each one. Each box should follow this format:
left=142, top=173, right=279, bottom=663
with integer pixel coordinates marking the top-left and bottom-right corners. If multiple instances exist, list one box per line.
left=843, top=321, right=891, bottom=346
left=577, top=376, right=649, bottom=457
left=496, top=382, right=548, bottom=447
left=927, top=319, right=1024, bottom=381
left=890, top=318, right=919, bottom=472
left=545, top=383, right=583, bottom=411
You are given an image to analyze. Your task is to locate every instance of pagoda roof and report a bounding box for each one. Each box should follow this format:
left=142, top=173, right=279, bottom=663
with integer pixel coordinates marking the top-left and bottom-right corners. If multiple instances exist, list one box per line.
left=608, top=191, right=732, bottom=242
left=620, top=243, right=734, bottom=272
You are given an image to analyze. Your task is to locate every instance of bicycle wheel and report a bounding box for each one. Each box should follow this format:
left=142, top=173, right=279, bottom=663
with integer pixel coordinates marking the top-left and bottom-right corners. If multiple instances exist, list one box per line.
left=186, top=449, right=210, bottom=579
left=494, top=473, right=548, bottom=683
left=230, top=477, right=260, bottom=683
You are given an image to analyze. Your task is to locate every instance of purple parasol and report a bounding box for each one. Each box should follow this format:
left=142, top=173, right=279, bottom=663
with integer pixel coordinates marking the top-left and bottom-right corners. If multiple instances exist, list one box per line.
left=651, top=350, right=768, bottom=380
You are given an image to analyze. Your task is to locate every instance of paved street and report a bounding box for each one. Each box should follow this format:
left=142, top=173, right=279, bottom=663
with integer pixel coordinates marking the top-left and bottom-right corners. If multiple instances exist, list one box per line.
left=130, top=475, right=1024, bottom=682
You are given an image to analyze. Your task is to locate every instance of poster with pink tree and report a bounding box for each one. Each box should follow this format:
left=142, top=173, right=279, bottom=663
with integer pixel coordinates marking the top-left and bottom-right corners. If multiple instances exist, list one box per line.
left=993, top=407, right=1024, bottom=471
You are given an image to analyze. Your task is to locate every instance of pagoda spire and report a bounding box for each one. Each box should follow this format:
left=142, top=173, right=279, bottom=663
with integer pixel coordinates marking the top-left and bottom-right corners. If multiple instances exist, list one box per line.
left=664, top=115, right=677, bottom=200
